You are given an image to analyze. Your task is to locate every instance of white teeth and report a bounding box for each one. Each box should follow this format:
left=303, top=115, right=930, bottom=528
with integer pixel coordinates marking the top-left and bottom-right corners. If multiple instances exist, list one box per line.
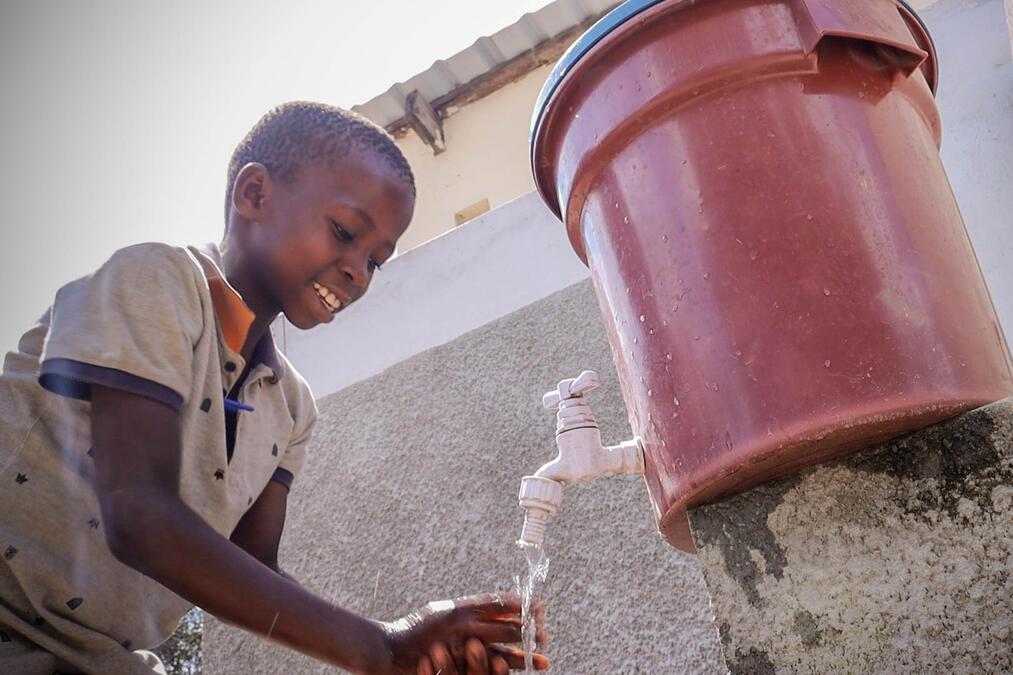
left=312, top=282, right=342, bottom=312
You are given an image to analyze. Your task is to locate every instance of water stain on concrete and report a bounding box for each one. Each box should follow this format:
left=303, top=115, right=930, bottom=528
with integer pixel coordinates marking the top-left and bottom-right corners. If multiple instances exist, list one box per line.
left=853, top=410, right=1005, bottom=521
left=690, top=475, right=800, bottom=607
left=728, top=646, right=776, bottom=675
left=792, top=609, right=823, bottom=647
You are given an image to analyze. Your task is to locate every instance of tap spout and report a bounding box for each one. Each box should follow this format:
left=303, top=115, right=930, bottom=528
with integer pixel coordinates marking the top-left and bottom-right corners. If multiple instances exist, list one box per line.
left=518, top=371, right=646, bottom=546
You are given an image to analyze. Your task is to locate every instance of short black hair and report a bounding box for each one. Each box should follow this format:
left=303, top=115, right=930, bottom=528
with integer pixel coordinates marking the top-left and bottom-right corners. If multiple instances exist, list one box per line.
left=224, top=101, right=415, bottom=224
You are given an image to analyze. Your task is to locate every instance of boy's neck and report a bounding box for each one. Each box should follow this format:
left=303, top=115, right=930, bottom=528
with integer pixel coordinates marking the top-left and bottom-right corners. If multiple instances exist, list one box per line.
left=217, top=235, right=279, bottom=363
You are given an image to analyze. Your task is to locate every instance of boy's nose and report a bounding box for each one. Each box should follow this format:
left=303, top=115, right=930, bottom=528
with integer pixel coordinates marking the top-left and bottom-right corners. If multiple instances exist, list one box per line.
left=340, top=258, right=368, bottom=291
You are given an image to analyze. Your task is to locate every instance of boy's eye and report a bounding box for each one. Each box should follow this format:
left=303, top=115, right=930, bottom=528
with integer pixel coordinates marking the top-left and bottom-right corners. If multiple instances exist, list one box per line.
left=330, top=220, right=353, bottom=242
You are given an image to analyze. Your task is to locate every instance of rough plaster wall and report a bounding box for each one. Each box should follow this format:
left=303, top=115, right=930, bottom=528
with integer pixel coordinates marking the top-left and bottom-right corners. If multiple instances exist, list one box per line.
left=689, top=399, right=1013, bottom=674
left=205, top=281, right=725, bottom=674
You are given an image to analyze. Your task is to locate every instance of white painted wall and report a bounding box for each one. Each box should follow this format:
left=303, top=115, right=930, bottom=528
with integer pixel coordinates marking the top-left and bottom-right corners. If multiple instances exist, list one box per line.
left=280, top=0, right=1013, bottom=401
left=394, top=64, right=553, bottom=251
left=925, top=0, right=1013, bottom=341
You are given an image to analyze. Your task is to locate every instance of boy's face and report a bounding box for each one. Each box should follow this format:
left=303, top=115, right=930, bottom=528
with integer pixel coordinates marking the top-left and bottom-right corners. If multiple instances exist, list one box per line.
left=241, top=150, right=414, bottom=329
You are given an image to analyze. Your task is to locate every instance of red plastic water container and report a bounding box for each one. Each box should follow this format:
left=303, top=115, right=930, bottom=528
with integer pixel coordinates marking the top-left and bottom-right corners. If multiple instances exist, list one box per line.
left=531, top=0, right=1013, bottom=551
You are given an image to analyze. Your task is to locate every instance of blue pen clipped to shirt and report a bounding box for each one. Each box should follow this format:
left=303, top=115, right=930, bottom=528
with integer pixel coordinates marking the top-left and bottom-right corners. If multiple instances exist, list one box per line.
left=224, top=398, right=254, bottom=413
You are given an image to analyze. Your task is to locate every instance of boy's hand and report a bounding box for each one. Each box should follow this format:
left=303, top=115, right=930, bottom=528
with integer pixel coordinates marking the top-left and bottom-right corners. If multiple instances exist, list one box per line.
left=383, top=593, right=548, bottom=674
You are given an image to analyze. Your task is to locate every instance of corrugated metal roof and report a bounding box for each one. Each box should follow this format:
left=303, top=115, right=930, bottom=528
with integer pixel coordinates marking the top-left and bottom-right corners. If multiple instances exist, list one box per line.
left=352, top=0, right=622, bottom=129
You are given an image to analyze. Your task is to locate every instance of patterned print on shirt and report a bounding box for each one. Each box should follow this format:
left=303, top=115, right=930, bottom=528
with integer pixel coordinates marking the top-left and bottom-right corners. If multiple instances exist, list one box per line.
left=200, top=398, right=212, bottom=412
left=66, top=597, right=83, bottom=610
left=214, top=469, right=225, bottom=480
left=15, top=473, right=27, bottom=484
left=272, top=443, right=278, bottom=456
left=88, top=518, right=100, bottom=529
left=3, top=546, right=17, bottom=561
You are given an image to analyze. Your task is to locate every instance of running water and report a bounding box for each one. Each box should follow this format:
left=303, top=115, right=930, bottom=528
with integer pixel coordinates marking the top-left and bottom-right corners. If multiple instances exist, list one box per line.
left=514, top=541, right=549, bottom=674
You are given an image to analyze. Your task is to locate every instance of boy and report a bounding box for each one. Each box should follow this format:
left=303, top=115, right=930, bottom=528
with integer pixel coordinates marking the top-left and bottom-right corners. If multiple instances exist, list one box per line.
left=0, top=102, right=547, bottom=674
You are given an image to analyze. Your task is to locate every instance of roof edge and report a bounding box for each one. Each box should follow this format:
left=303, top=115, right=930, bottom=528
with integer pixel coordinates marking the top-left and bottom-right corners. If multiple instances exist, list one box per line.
left=353, top=2, right=620, bottom=138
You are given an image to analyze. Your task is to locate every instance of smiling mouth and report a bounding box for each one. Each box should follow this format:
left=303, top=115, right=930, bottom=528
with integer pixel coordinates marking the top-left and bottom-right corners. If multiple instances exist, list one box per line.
left=312, top=281, right=344, bottom=313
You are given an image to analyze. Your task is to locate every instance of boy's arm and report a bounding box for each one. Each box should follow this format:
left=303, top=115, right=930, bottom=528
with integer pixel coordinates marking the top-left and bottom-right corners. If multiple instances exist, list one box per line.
left=90, top=384, right=394, bottom=673
left=90, top=385, right=542, bottom=674
left=229, top=480, right=296, bottom=580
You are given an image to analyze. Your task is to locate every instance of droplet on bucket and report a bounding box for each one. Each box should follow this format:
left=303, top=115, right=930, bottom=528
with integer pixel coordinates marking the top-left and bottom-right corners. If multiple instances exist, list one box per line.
left=673, top=396, right=680, bottom=406
left=665, top=352, right=673, bottom=361
left=703, top=272, right=710, bottom=280
left=640, top=314, right=646, bottom=322
left=710, top=382, right=720, bottom=392
left=662, top=234, right=668, bottom=242
left=750, top=251, right=758, bottom=261
left=649, top=328, right=655, bottom=335
left=647, top=389, right=653, bottom=397
left=807, top=214, right=814, bottom=221
left=633, top=337, right=638, bottom=344
left=824, top=360, right=831, bottom=368
left=623, top=216, right=629, bottom=224
left=823, top=288, right=832, bottom=296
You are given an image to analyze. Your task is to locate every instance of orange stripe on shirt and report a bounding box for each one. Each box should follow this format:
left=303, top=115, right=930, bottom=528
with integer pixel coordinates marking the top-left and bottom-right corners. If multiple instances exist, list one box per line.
left=193, top=252, right=256, bottom=354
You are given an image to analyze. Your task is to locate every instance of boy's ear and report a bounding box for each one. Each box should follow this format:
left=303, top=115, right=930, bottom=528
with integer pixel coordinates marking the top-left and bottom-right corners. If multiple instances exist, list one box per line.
left=232, top=162, right=273, bottom=220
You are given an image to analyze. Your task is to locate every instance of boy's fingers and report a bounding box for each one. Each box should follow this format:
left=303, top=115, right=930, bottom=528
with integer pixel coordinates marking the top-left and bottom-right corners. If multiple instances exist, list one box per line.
left=491, top=655, right=510, bottom=675
left=463, top=620, right=522, bottom=645
left=465, top=638, right=489, bottom=675
left=534, top=602, right=549, bottom=647
left=486, top=644, right=550, bottom=671
left=462, top=593, right=521, bottom=619
left=450, top=641, right=465, bottom=665
left=417, top=654, right=434, bottom=675
left=429, top=643, right=458, bottom=675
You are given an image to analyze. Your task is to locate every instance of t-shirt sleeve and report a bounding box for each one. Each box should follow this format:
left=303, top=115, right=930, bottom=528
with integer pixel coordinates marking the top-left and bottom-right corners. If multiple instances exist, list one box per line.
left=38, top=243, right=205, bottom=411
left=271, top=382, right=317, bottom=490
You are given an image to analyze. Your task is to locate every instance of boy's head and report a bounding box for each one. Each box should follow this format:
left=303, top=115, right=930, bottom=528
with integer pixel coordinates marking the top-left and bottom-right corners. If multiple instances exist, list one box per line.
left=224, top=101, right=416, bottom=329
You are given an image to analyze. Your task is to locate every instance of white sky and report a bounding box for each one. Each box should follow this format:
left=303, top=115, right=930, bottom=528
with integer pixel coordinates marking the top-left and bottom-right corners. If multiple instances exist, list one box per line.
left=0, top=0, right=553, bottom=354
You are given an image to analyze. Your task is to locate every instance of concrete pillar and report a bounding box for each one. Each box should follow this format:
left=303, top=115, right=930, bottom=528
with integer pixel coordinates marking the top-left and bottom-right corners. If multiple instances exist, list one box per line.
left=688, top=399, right=1013, bottom=673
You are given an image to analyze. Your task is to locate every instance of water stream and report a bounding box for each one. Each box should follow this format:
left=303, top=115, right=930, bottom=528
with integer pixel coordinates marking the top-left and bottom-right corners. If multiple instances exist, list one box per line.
left=514, top=541, right=549, bottom=674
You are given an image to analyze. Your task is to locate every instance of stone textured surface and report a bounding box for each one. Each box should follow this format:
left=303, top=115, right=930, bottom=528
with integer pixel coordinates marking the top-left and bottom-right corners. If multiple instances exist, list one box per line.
left=204, top=280, right=724, bottom=674
left=689, top=399, right=1013, bottom=674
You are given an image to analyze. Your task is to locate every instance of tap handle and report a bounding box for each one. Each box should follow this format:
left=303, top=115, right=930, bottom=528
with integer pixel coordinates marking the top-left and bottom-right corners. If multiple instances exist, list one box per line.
left=542, top=370, right=600, bottom=410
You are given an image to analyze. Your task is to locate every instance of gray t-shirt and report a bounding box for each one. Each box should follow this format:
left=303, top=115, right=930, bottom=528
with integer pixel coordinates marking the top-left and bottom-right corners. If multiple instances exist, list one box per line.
left=0, top=242, right=316, bottom=669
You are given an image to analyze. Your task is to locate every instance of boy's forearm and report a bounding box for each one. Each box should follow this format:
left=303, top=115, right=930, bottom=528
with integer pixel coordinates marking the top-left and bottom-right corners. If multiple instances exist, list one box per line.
left=104, top=491, right=395, bottom=674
